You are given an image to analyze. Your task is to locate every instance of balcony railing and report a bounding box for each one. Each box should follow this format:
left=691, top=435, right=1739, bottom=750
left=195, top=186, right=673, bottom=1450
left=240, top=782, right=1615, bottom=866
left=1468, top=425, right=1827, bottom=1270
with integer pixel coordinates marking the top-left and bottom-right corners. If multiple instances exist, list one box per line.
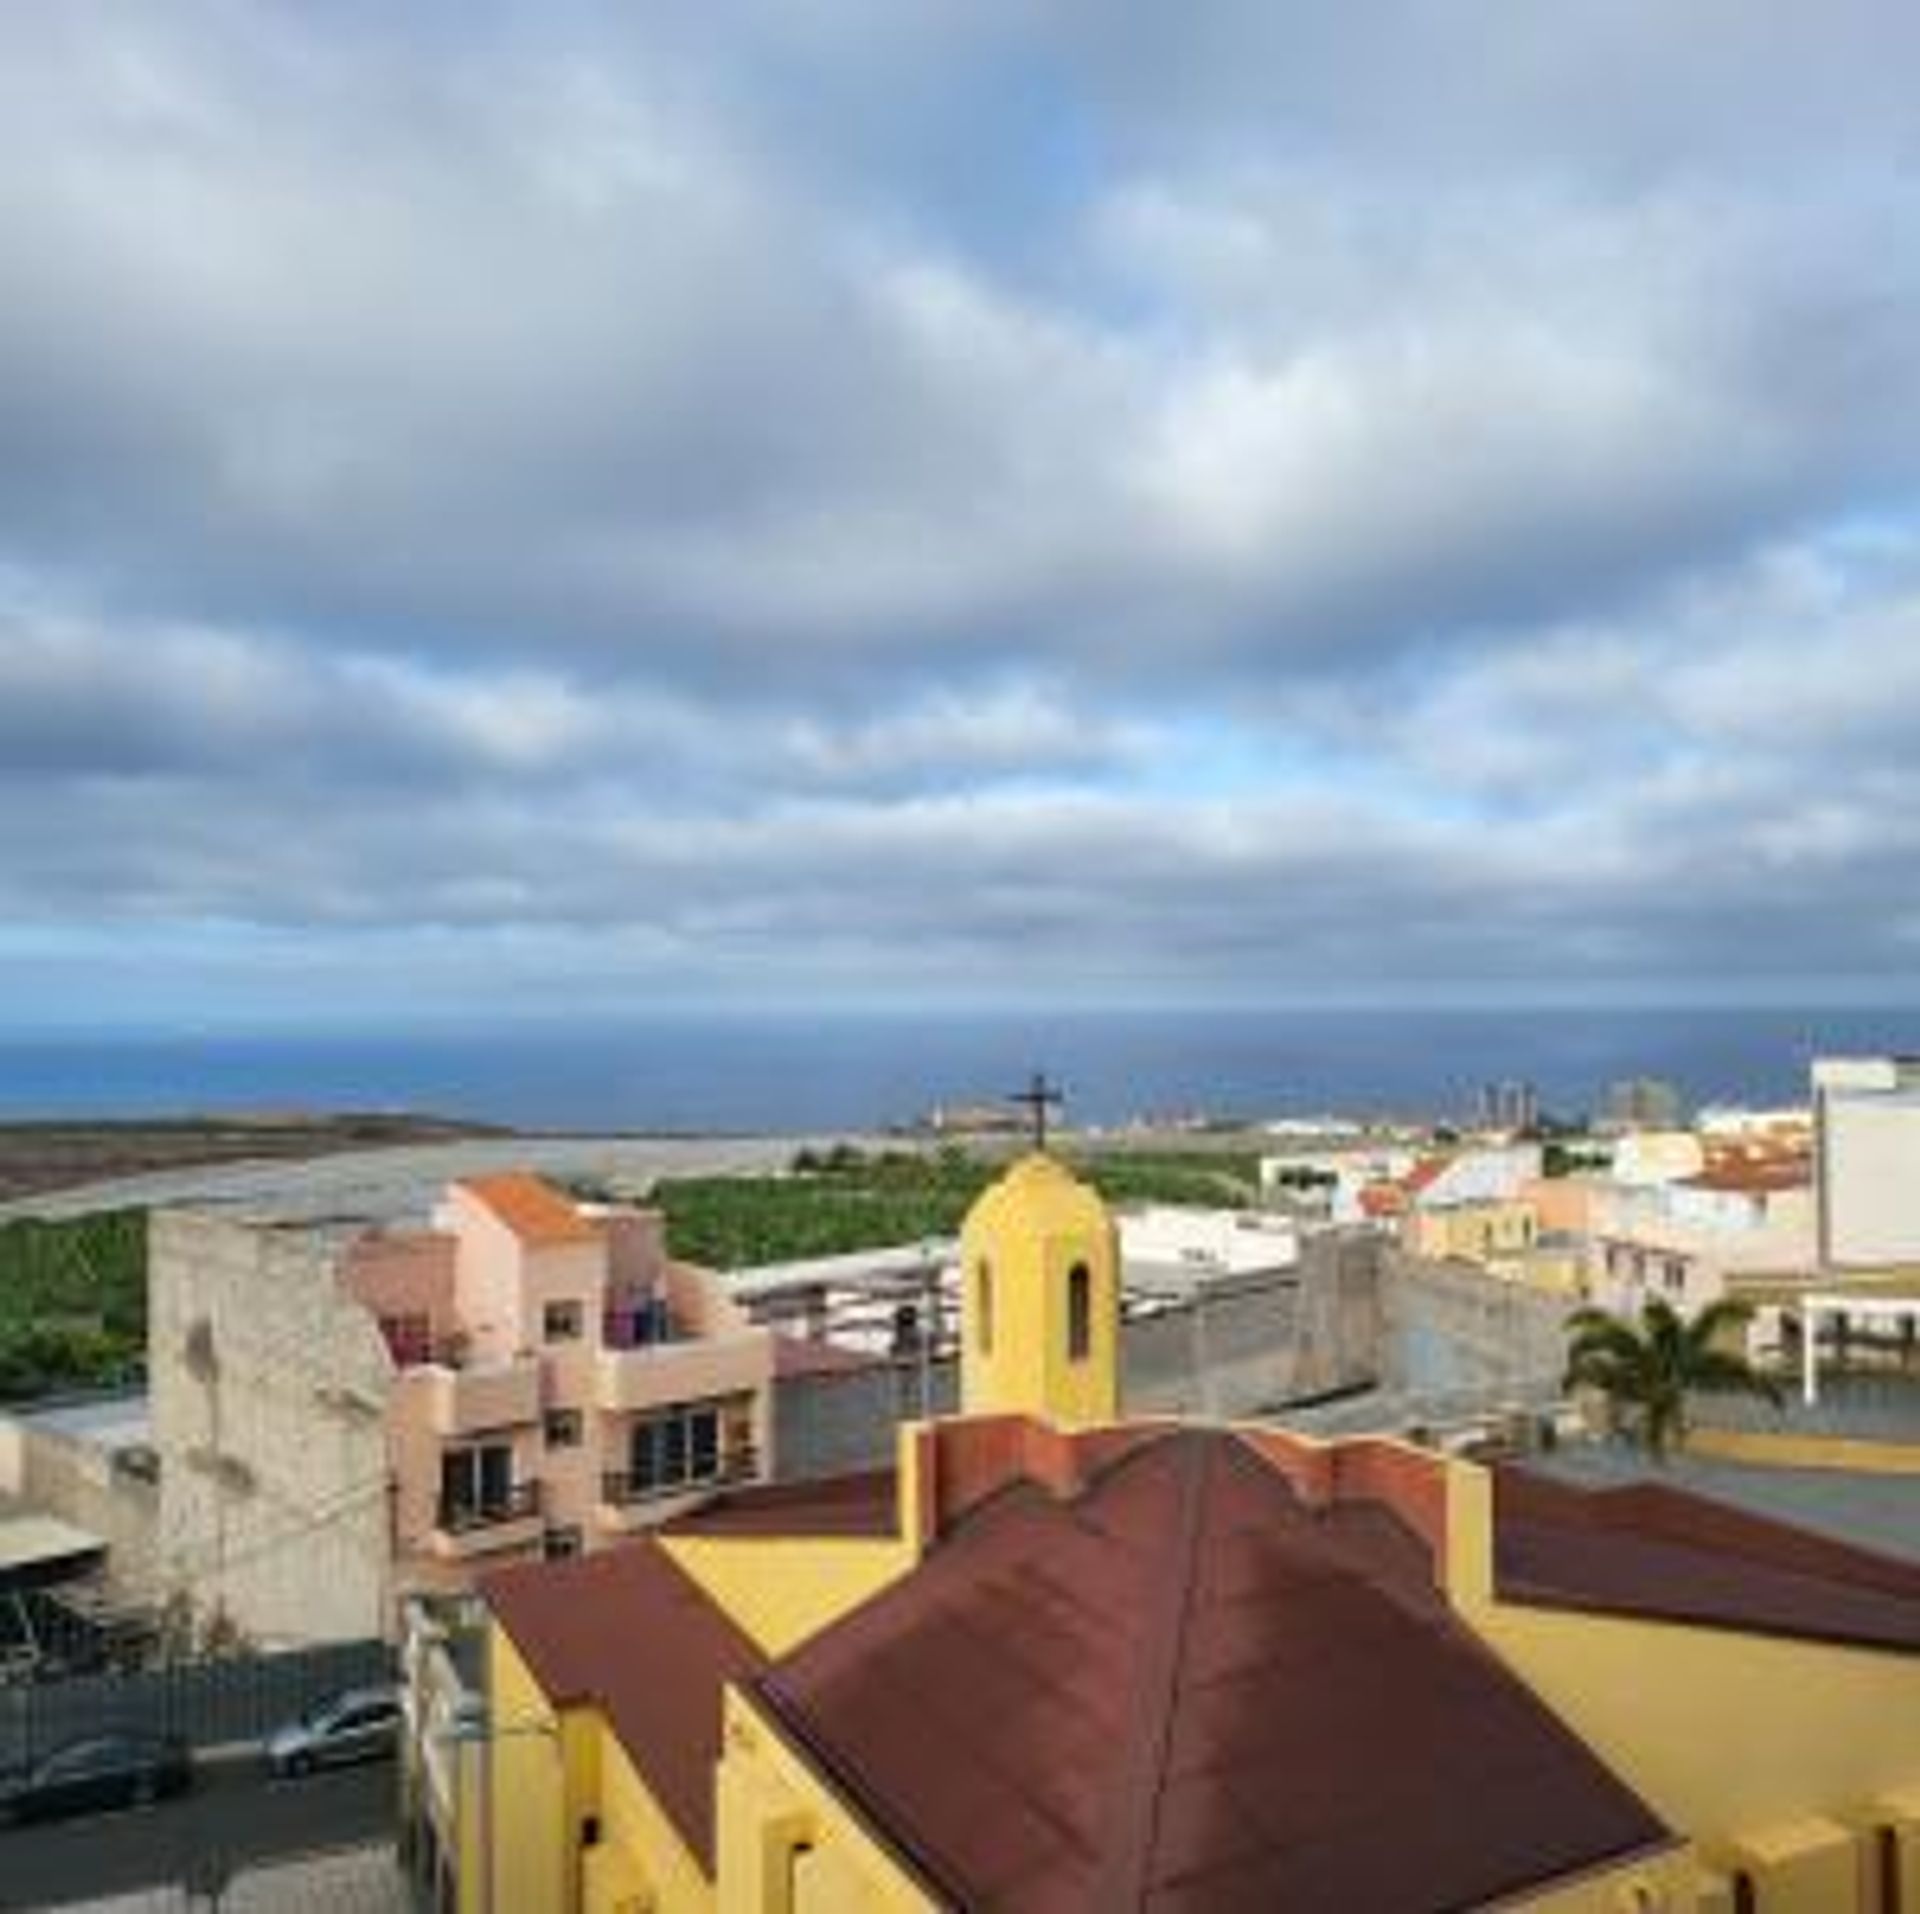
left=435, top=1480, right=541, bottom=1535
left=600, top=1448, right=758, bottom=1510
left=602, top=1299, right=684, bottom=1352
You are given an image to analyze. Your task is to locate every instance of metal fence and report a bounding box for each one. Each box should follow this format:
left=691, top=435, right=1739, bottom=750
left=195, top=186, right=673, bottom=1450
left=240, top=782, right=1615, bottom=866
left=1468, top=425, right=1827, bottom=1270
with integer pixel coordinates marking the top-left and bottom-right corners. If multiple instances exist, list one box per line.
left=1, top=1637, right=392, bottom=1770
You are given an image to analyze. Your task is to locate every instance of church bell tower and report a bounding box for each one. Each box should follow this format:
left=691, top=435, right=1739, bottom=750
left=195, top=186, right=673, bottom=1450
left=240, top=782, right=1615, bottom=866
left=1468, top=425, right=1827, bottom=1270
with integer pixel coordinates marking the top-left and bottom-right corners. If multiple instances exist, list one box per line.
left=958, top=1078, right=1119, bottom=1429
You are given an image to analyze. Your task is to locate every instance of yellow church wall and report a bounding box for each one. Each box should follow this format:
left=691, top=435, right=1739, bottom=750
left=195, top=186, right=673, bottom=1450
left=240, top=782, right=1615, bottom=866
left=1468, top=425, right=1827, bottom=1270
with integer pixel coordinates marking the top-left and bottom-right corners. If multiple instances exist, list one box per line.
left=484, top=1627, right=572, bottom=1914
left=1686, top=1423, right=1920, bottom=1475
left=1502, top=1846, right=1700, bottom=1913
left=659, top=1531, right=919, bottom=1659
left=446, top=1736, right=487, bottom=1914
left=663, top=1417, right=925, bottom=1659
left=483, top=1625, right=715, bottom=1914
left=715, top=1686, right=934, bottom=1914
left=1445, top=1462, right=1920, bottom=1906
left=583, top=1728, right=716, bottom=1914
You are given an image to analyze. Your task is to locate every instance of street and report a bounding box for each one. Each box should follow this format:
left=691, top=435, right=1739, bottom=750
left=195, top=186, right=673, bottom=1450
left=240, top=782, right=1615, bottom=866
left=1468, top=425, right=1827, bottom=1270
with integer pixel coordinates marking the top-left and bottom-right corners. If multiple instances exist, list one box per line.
left=0, top=1755, right=393, bottom=1910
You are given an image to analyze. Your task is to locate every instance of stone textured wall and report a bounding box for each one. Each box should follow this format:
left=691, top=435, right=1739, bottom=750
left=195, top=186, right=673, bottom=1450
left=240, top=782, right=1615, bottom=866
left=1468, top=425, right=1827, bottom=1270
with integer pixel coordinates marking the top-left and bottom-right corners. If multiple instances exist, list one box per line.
left=1381, top=1248, right=1576, bottom=1405
left=1123, top=1231, right=1383, bottom=1416
left=150, top=1209, right=394, bottom=1646
left=773, top=1229, right=1385, bottom=1479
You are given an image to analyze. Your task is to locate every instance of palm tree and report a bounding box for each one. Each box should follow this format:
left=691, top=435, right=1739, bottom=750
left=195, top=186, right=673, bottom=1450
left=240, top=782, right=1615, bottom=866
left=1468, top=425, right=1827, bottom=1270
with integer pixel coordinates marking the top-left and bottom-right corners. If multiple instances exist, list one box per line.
left=1563, top=1296, right=1783, bottom=1462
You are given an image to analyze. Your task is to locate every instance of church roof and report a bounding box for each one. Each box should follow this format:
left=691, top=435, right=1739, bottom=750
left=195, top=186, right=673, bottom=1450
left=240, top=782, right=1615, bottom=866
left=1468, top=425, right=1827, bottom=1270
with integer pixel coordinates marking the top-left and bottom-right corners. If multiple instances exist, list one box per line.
left=753, top=1428, right=1672, bottom=1913
left=485, top=1540, right=764, bottom=1869
left=1494, top=1466, right=1920, bottom=1653
left=665, top=1466, right=901, bottom=1539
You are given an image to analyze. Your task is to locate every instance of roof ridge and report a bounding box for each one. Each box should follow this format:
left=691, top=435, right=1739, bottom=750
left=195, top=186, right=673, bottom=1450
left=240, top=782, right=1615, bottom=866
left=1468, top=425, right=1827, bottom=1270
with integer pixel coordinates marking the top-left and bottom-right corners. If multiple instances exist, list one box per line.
left=1089, top=1430, right=1214, bottom=1910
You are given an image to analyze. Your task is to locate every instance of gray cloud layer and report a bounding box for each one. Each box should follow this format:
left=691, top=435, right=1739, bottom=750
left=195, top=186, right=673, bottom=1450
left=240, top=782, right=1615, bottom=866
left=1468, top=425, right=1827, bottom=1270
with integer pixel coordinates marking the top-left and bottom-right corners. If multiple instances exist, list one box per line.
left=2, top=3, right=1918, bottom=1018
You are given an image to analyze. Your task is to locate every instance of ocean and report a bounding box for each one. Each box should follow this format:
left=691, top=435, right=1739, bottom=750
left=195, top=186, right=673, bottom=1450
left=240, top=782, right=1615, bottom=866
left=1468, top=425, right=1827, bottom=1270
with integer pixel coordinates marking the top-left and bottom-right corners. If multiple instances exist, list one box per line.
left=2, top=1006, right=1918, bottom=1133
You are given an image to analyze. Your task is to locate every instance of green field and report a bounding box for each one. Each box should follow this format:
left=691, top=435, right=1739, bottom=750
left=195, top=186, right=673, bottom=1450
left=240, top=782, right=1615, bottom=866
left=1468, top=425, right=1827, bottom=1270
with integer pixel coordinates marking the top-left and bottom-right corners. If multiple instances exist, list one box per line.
left=640, top=1145, right=1261, bottom=1268
left=0, top=1147, right=1263, bottom=1397
left=0, top=1210, right=147, bottom=1401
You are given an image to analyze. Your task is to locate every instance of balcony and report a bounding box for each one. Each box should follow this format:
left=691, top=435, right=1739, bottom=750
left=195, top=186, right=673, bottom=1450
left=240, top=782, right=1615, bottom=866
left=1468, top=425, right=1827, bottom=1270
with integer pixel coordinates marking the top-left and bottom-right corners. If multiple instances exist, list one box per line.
left=597, top=1447, right=759, bottom=1531
left=428, top=1481, right=543, bottom=1560
left=594, top=1330, right=770, bottom=1415
left=416, top=1356, right=541, bottom=1438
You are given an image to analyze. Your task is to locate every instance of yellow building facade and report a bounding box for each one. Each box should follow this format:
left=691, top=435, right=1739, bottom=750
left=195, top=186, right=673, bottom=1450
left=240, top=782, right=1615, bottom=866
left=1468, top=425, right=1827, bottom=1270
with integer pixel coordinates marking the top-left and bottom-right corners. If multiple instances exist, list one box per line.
left=454, top=1150, right=1920, bottom=1914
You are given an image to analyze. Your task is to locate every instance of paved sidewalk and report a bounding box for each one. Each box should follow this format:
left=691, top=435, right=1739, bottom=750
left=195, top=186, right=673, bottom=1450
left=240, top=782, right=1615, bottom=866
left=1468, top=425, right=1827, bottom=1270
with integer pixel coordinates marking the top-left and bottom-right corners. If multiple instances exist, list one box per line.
left=43, top=1841, right=406, bottom=1913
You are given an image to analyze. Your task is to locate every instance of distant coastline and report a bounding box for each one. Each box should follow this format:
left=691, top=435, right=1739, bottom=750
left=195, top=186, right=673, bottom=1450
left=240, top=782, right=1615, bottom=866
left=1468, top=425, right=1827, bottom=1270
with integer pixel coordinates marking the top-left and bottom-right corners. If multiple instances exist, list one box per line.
left=0, top=1110, right=506, bottom=1205
left=6, top=1005, right=1920, bottom=1139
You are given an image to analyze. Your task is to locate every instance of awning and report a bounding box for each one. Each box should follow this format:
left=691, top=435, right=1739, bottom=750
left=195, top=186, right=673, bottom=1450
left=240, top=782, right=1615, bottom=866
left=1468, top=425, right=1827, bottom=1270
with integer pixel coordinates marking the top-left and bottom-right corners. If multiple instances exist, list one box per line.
left=0, top=1513, right=107, bottom=1589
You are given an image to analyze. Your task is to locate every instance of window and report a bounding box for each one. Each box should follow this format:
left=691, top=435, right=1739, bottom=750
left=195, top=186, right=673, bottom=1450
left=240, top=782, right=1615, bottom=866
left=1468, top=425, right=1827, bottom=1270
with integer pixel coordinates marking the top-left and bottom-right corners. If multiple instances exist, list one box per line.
left=975, top=1260, right=994, bottom=1357
left=630, top=1402, right=724, bottom=1494
left=440, top=1442, right=512, bottom=1520
left=544, top=1408, right=581, bottom=1449
left=1066, top=1262, right=1092, bottom=1363
left=543, top=1299, right=582, bottom=1342
left=543, top=1526, right=583, bottom=1560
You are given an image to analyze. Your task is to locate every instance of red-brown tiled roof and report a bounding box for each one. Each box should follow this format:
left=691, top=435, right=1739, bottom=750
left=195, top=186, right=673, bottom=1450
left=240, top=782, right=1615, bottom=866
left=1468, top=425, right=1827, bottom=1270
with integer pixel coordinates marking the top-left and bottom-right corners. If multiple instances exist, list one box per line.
left=484, top=1540, right=764, bottom=1868
left=1494, top=1467, right=1920, bottom=1654
left=666, top=1468, right=900, bottom=1539
left=457, top=1172, right=600, bottom=1246
left=756, top=1430, right=1672, bottom=1913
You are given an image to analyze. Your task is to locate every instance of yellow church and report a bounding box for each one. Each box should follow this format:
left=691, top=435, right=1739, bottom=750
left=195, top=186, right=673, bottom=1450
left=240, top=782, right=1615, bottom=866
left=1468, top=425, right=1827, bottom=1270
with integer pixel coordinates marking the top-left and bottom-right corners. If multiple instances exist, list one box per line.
left=458, top=1150, right=1920, bottom=1913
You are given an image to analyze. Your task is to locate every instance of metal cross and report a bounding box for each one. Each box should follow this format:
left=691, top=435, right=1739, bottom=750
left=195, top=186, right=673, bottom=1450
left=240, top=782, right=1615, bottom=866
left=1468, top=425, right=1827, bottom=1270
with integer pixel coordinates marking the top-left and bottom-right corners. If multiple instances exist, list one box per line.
left=1011, top=1070, right=1064, bottom=1150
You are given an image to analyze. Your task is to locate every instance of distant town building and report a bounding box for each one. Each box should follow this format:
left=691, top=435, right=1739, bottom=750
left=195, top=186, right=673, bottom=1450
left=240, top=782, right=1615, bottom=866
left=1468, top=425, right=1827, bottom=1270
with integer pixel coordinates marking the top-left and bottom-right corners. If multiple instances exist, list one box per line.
left=1603, top=1077, right=1685, bottom=1130
left=148, top=1173, right=775, bottom=1645
left=1116, top=1204, right=1299, bottom=1292
left=1814, top=1056, right=1920, bottom=1269
left=1586, top=1146, right=1815, bottom=1320
left=1477, top=1078, right=1539, bottom=1133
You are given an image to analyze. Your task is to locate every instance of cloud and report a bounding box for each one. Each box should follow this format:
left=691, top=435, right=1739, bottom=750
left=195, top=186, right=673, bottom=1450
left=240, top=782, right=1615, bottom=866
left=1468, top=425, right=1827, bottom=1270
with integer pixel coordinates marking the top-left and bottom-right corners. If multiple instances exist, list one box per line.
left=0, top=2, right=1918, bottom=1019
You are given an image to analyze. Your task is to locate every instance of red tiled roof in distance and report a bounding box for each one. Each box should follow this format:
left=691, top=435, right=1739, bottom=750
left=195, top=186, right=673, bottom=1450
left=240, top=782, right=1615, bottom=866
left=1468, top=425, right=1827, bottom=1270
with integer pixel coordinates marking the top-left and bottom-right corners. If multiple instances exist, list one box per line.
left=484, top=1540, right=765, bottom=1868
left=1495, top=1466, right=1920, bottom=1654
left=1676, top=1157, right=1811, bottom=1195
left=456, top=1172, right=600, bottom=1246
left=757, top=1429, right=1672, bottom=1913
left=1402, top=1156, right=1449, bottom=1197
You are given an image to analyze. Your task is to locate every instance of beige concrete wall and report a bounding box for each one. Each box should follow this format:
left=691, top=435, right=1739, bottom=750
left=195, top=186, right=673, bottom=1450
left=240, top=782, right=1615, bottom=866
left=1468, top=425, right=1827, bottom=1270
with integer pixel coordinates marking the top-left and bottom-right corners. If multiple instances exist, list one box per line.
left=150, top=1209, right=394, bottom=1646
left=340, top=1230, right=457, bottom=1348
left=1822, top=1091, right=1920, bottom=1269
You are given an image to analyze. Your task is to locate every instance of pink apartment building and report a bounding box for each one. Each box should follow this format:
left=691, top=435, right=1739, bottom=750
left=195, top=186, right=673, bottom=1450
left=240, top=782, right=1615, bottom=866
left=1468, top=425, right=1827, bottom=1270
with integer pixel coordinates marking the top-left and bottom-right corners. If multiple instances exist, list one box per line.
left=342, top=1173, right=774, bottom=1590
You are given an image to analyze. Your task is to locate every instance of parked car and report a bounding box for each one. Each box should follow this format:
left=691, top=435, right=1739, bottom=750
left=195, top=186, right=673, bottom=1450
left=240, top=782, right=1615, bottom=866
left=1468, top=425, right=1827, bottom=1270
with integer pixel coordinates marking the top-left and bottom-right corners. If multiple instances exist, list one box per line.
left=1, top=1733, right=193, bottom=1823
left=265, top=1686, right=401, bottom=1776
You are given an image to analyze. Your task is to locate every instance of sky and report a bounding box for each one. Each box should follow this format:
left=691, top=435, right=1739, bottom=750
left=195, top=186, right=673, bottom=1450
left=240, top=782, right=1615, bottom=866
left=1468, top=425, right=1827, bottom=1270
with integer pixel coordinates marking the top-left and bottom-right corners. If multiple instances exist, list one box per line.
left=3, top=2, right=1919, bottom=1027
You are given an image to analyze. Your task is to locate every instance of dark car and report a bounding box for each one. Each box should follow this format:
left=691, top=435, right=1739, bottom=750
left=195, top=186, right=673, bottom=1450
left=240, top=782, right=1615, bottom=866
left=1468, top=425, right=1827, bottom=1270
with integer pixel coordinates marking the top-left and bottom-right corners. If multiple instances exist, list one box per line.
left=2, top=1733, right=193, bottom=1823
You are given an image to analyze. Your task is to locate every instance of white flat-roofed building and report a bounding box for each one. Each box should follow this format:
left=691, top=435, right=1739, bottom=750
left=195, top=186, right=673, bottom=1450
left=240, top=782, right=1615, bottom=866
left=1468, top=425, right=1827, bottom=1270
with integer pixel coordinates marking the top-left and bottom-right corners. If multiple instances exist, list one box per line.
left=1117, top=1205, right=1299, bottom=1299
left=1815, top=1056, right=1920, bottom=1270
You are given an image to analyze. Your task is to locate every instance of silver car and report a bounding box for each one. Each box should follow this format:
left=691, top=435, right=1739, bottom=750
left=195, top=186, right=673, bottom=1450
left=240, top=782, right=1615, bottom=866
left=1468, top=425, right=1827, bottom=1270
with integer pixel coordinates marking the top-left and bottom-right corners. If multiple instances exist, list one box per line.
left=265, top=1687, right=401, bottom=1777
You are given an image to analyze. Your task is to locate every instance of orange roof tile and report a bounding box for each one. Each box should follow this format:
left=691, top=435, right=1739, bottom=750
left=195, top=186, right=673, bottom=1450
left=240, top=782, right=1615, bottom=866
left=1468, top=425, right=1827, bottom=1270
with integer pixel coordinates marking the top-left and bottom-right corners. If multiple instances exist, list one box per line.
left=1402, top=1156, right=1449, bottom=1196
left=1678, top=1157, right=1810, bottom=1195
left=456, top=1172, right=600, bottom=1245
